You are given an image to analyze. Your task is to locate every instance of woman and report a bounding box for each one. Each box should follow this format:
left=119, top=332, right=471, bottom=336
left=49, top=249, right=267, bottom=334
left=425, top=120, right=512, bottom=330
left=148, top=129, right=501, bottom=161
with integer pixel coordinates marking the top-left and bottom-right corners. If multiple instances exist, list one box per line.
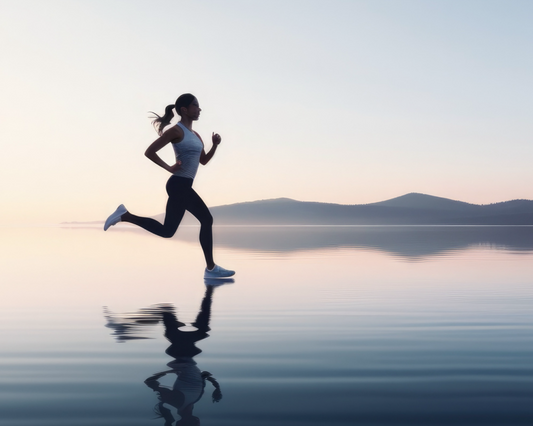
left=104, top=94, right=234, bottom=279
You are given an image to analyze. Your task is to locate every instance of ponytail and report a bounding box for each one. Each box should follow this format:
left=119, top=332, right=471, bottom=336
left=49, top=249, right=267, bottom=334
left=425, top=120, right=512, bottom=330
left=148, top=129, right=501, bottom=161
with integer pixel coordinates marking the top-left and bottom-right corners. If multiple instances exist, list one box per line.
left=150, top=104, right=175, bottom=136
left=149, top=94, right=196, bottom=136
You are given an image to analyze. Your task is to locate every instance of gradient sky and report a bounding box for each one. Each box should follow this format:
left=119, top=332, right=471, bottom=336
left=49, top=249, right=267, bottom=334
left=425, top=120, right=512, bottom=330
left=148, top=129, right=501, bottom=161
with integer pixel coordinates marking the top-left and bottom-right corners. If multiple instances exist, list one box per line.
left=1, top=0, right=533, bottom=224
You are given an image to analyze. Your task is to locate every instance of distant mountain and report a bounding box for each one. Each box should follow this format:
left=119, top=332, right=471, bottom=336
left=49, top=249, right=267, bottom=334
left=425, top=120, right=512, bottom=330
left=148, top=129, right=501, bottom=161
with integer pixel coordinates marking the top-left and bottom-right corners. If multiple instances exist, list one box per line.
left=372, top=193, right=478, bottom=211
left=194, top=193, right=533, bottom=225
left=80, top=193, right=532, bottom=227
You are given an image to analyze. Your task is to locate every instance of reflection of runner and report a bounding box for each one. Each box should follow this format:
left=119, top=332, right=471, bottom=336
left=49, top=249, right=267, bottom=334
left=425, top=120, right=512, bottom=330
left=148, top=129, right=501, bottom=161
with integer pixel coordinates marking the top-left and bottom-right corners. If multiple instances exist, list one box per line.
left=103, top=93, right=234, bottom=279
left=104, top=304, right=173, bottom=342
left=145, top=285, right=223, bottom=426
left=104, top=281, right=232, bottom=425
left=145, top=367, right=221, bottom=426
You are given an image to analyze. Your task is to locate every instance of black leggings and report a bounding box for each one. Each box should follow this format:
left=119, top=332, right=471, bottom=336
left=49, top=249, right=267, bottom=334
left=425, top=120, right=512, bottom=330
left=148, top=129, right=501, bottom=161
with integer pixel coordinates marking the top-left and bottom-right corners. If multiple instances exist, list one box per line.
left=124, top=176, right=213, bottom=264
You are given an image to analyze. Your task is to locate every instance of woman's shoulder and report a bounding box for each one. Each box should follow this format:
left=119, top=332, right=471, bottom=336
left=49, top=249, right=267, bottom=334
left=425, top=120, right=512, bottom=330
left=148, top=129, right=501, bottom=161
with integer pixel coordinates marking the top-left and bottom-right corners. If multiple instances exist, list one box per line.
left=163, top=124, right=184, bottom=143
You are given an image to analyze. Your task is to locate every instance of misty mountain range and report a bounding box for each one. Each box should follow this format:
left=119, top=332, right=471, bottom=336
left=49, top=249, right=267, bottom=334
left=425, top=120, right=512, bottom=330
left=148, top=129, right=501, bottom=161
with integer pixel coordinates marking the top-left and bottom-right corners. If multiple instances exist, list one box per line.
left=165, top=192, right=533, bottom=225
left=63, top=193, right=533, bottom=258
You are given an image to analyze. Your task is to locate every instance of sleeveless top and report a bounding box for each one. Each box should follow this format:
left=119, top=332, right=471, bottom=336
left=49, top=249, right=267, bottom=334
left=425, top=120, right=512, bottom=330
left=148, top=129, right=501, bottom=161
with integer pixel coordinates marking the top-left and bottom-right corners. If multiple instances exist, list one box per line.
left=172, top=122, right=204, bottom=180
left=171, top=359, right=204, bottom=409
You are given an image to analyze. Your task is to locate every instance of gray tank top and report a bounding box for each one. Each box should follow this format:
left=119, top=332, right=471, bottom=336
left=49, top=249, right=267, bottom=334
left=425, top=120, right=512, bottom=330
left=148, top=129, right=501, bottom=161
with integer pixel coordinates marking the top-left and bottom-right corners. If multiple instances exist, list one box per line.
left=172, top=122, right=204, bottom=180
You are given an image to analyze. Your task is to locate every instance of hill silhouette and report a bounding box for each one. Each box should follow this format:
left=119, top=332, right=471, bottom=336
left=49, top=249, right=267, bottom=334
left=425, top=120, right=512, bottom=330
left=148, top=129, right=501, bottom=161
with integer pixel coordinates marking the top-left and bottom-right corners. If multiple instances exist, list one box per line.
left=95, top=193, right=533, bottom=227
left=188, top=193, right=533, bottom=225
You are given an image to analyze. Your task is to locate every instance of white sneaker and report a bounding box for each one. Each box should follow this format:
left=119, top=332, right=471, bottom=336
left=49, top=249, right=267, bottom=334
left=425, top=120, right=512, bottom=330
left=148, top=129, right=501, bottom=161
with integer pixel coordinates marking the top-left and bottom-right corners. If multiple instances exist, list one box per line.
left=104, top=204, right=127, bottom=231
left=204, top=265, right=235, bottom=279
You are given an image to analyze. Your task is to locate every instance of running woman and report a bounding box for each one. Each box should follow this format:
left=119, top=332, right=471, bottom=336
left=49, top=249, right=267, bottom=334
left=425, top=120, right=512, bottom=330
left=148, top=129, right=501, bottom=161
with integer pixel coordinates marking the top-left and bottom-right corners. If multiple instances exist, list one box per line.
left=104, top=94, right=234, bottom=279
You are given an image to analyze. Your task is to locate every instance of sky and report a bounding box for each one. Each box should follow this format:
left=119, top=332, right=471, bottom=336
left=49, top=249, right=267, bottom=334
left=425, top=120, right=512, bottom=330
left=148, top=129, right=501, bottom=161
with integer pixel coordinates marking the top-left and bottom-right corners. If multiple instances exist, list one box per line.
left=1, top=0, right=533, bottom=224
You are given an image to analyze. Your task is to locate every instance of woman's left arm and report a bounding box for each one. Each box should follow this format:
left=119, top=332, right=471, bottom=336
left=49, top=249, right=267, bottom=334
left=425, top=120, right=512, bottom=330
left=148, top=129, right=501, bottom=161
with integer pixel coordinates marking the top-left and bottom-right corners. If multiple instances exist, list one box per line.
left=199, top=132, right=221, bottom=165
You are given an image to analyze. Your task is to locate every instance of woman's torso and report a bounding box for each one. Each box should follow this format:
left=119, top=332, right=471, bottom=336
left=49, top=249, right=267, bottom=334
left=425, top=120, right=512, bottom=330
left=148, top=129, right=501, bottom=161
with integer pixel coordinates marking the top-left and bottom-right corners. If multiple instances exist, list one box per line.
left=171, top=122, right=203, bottom=180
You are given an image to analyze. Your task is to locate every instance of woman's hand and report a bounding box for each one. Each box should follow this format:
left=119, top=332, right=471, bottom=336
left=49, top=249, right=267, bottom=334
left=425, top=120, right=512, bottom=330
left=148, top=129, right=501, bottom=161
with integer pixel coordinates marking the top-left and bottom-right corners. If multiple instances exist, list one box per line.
left=212, top=388, right=222, bottom=403
left=200, top=132, right=221, bottom=165
left=168, top=160, right=182, bottom=173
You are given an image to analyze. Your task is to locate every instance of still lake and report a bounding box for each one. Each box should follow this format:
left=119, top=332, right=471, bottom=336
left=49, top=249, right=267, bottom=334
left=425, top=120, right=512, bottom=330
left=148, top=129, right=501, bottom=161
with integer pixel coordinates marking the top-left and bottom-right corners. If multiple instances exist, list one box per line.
left=1, top=225, right=533, bottom=425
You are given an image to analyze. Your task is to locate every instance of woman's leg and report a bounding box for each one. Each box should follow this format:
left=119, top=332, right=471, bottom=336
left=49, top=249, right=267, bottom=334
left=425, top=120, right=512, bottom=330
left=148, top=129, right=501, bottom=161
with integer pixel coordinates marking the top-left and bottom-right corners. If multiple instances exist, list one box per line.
left=192, top=286, right=214, bottom=333
left=121, top=177, right=187, bottom=238
left=185, top=188, right=215, bottom=269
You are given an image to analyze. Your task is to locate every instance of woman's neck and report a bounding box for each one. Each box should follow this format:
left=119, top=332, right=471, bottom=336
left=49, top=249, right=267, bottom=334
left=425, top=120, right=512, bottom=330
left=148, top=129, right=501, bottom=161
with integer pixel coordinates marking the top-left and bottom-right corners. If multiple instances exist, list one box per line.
left=179, top=117, right=193, bottom=131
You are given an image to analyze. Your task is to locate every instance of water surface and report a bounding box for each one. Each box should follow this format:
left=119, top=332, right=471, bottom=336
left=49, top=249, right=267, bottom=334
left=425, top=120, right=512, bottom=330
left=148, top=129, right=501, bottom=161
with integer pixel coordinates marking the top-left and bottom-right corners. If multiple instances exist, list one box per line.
left=1, top=226, right=533, bottom=425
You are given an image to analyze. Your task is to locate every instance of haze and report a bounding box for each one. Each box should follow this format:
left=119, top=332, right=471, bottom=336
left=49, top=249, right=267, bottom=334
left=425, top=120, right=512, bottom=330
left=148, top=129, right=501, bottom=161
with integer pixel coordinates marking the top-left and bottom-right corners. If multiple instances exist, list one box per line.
left=1, top=0, right=532, bottom=225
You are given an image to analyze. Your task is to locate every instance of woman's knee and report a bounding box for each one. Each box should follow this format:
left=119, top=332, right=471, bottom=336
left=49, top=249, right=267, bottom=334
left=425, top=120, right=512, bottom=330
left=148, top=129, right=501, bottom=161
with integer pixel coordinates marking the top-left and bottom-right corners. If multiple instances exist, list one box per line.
left=201, top=212, right=213, bottom=227
left=160, top=226, right=178, bottom=238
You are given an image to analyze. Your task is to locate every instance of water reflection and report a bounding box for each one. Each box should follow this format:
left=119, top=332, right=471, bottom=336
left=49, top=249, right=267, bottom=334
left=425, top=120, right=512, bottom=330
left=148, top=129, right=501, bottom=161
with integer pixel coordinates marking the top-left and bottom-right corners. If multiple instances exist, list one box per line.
left=104, top=280, right=233, bottom=425
left=104, top=304, right=171, bottom=342
left=65, top=225, right=533, bottom=259
left=174, top=226, right=533, bottom=258
left=108, top=226, right=533, bottom=259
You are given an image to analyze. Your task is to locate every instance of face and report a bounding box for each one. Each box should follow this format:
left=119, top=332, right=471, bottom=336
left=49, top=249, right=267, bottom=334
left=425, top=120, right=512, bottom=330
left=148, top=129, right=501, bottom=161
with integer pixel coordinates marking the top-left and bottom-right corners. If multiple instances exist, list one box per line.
left=182, top=98, right=201, bottom=120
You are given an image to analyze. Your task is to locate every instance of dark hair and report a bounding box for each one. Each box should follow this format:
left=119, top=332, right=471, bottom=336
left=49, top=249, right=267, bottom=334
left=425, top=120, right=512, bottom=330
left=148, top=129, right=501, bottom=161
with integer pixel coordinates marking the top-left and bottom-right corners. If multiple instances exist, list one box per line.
left=150, top=93, right=196, bottom=135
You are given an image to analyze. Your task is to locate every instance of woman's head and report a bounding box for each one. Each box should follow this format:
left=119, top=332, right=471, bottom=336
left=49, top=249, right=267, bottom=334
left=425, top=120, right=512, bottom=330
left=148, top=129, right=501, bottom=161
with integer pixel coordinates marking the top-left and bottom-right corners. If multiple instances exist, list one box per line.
left=151, top=94, right=199, bottom=135
left=174, top=93, right=197, bottom=116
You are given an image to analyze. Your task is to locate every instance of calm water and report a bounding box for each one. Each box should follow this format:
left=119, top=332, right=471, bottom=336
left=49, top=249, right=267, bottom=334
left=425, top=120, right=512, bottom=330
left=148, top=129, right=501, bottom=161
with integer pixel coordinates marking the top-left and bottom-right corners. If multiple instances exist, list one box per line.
left=1, top=226, right=533, bottom=425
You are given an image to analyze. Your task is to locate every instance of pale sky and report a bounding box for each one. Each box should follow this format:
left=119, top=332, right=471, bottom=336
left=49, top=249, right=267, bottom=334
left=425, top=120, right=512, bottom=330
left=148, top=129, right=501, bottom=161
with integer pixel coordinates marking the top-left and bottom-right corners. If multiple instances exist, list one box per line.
left=1, top=0, right=532, bottom=224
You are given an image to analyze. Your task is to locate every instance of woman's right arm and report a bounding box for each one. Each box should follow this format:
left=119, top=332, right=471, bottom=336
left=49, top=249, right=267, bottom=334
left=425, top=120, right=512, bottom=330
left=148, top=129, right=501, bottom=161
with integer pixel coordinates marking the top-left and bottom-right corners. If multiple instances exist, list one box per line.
left=144, top=126, right=183, bottom=173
